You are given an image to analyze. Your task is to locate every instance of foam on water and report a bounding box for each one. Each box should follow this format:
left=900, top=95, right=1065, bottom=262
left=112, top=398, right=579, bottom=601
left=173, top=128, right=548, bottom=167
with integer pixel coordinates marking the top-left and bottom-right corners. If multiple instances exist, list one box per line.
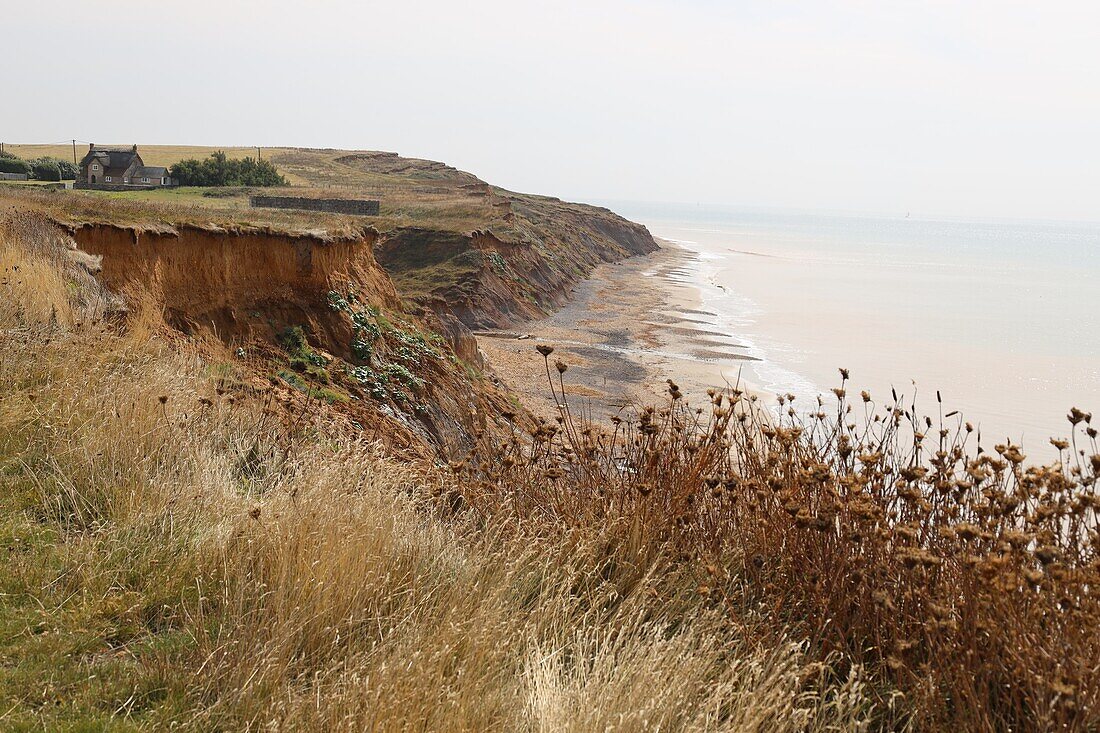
left=606, top=201, right=1100, bottom=455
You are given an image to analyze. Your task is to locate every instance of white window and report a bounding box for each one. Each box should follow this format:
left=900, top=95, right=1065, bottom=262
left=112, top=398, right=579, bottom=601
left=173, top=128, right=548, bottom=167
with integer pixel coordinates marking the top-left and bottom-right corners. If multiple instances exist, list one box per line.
left=105, top=176, right=112, bottom=182
left=92, top=164, right=100, bottom=170
left=162, top=177, right=168, bottom=185
left=141, top=177, right=149, bottom=183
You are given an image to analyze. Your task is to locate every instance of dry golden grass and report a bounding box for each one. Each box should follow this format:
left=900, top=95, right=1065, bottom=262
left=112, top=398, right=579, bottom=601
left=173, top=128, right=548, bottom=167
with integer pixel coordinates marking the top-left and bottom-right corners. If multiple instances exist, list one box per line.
left=455, top=351, right=1100, bottom=730
left=8, top=209, right=1094, bottom=730
left=0, top=216, right=871, bottom=730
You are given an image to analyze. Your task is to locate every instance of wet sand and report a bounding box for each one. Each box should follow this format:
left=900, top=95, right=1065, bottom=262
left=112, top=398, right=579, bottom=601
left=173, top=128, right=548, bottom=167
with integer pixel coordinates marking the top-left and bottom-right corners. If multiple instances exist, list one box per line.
left=476, top=240, right=756, bottom=420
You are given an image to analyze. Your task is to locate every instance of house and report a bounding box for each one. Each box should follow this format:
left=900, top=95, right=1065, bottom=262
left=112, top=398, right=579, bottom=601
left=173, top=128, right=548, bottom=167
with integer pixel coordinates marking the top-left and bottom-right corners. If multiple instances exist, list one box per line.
left=78, top=144, right=176, bottom=187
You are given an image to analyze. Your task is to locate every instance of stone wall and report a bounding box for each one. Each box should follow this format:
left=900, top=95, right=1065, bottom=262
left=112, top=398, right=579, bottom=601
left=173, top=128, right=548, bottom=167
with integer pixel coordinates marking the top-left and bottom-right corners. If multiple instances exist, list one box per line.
left=74, top=181, right=164, bottom=192
left=0, top=173, right=29, bottom=181
left=250, top=195, right=380, bottom=216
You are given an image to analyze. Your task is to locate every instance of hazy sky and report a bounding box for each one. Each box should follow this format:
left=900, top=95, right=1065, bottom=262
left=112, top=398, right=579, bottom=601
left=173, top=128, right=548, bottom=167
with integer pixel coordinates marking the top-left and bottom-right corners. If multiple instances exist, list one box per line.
left=6, top=1, right=1100, bottom=220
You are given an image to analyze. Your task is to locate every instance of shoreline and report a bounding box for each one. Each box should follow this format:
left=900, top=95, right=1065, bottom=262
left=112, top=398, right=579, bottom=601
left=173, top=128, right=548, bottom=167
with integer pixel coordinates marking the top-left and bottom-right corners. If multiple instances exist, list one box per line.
left=475, top=239, right=763, bottom=420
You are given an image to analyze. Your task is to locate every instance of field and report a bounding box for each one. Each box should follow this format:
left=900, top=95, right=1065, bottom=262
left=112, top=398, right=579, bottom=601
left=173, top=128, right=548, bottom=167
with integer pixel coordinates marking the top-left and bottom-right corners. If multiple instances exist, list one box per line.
left=3, top=144, right=505, bottom=234
left=5, top=144, right=286, bottom=177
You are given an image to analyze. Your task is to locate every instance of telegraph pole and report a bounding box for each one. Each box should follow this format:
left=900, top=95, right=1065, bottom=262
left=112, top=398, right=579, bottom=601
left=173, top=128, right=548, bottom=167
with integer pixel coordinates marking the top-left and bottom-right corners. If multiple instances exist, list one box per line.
left=72, top=139, right=77, bottom=166
left=257, top=146, right=261, bottom=161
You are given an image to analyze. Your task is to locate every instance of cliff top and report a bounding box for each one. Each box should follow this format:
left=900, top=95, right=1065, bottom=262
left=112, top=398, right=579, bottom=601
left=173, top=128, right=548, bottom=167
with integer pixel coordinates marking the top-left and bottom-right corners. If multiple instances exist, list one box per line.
left=0, top=145, right=621, bottom=239
left=0, top=146, right=658, bottom=323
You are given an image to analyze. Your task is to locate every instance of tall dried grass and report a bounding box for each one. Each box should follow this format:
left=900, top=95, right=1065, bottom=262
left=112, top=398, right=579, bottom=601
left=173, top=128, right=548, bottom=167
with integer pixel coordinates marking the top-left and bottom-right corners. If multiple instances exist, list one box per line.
left=0, top=216, right=870, bottom=729
left=455, top=350, right=1100, bottom=730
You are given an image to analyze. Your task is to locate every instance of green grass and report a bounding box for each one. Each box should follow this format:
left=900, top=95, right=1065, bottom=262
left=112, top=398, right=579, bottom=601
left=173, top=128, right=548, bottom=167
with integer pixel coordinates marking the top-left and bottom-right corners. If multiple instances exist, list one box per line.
left=0, top=180, right=64, bottom=187
left=81, top=186, right=240, bottom=206
left=0, top=480, right=192, bottom=730
left=276, top=371, right=347, bottom=403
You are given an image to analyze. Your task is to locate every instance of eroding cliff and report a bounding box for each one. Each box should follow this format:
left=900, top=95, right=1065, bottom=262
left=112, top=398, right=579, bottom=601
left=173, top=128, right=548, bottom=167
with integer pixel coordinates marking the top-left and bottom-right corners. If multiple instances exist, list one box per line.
left=69, top=222, right=398, bottom=353
left=4, top=147, right=662, bottom=458
left=62, top=220, right=516, bottom=457
left=375, top=202, right=659, bottom=331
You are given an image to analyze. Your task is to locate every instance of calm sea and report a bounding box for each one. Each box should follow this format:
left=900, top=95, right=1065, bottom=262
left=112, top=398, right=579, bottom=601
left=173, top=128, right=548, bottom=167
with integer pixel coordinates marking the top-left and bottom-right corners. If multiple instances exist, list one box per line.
left=603, top=201, right=1100, bottom=456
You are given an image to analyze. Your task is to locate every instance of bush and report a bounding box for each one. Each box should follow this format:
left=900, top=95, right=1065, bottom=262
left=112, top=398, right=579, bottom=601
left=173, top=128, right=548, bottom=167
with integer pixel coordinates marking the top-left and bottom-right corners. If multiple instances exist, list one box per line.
left=170, top=151, right=286, bottom=187
left=0, top=157, right=31, bottom=176
left=29, top=159, right=61, bottom=181
left=55, top=158, right=78, bottom=180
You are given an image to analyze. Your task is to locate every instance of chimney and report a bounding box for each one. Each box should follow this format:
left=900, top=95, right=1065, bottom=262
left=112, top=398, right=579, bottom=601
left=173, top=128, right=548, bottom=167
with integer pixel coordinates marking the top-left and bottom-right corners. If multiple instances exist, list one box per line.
left=89, top=143, right=94, bottom=150
left=132, top=144, right=138, bottom=152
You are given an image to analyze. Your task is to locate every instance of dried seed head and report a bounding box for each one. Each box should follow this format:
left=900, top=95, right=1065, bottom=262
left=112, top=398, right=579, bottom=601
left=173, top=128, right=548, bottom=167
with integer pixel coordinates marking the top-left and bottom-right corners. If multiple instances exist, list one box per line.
left=1068, top=407, right=1090, bottom=425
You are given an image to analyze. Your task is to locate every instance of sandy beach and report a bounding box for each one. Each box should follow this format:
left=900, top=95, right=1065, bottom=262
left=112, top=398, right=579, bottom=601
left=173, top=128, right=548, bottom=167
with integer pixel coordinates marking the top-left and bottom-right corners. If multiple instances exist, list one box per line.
left=476, top=240, right=757, bottom=420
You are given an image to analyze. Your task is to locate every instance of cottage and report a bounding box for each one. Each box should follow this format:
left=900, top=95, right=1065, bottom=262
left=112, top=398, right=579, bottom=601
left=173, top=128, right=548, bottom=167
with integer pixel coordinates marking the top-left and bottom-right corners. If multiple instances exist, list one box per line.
left=78, top=144, right=176, bottom=187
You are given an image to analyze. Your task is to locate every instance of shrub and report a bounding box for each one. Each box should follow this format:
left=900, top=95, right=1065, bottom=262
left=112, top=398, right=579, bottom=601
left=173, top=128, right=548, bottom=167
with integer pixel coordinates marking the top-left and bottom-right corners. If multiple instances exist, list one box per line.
left=29, top=158, right=61, bottom=181
left=0, top=157, right=31, bottom=176
left=170, top=151, right=286, bottom=187
left=55, top=158, right=79, bottom=180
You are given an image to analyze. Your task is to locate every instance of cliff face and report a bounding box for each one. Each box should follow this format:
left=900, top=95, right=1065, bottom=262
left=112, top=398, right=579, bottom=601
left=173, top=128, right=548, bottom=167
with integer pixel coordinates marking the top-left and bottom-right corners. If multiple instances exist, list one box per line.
left=257, top=148, right=660, bottom=332
left=64, top=220, right=516, bottom=457
left=33, top=147, right=660, bottom=337
left=374, top=197, right=659, bottom=330
left=5, top=147, right=661, bottom=457
left=68, top=222, right=398, bottom=355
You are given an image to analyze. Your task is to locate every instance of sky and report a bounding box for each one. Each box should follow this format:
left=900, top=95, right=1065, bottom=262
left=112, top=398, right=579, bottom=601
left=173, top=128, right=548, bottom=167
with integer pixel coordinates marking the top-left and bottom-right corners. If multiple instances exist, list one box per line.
left=5, top=1, right=1100, bottom=221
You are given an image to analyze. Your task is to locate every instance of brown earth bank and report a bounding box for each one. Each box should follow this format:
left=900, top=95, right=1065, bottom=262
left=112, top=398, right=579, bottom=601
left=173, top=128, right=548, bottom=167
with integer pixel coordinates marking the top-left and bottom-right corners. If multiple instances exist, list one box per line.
left=3, top=146, right=660, bottom=332
left=66, top=222, right=398, bottom=349
left=0, top=208, right=513, bottom=459
left=0, top=148, right=660, bottom=459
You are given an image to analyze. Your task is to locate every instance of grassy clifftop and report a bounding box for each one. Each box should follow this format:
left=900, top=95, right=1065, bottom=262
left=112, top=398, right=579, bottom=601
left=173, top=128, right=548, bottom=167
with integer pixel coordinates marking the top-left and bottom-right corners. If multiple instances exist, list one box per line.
left=3, top=145, right=658, bottom=329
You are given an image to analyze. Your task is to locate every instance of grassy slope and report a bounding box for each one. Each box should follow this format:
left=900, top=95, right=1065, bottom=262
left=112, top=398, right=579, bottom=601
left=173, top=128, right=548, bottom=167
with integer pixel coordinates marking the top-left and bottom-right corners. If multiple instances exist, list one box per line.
left=0, top=202, right=864, bottom=732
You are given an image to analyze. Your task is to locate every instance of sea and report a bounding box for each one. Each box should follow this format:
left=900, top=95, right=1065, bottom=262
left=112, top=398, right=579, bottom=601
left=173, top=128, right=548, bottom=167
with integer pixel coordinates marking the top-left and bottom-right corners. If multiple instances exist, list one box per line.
left=603, top=201, right=1100, bottom=457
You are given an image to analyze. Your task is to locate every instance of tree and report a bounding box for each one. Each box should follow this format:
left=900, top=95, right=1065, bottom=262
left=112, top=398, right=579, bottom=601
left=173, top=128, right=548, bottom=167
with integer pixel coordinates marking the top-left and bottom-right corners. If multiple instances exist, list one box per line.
left=169, top=152, right=286, bottom=187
